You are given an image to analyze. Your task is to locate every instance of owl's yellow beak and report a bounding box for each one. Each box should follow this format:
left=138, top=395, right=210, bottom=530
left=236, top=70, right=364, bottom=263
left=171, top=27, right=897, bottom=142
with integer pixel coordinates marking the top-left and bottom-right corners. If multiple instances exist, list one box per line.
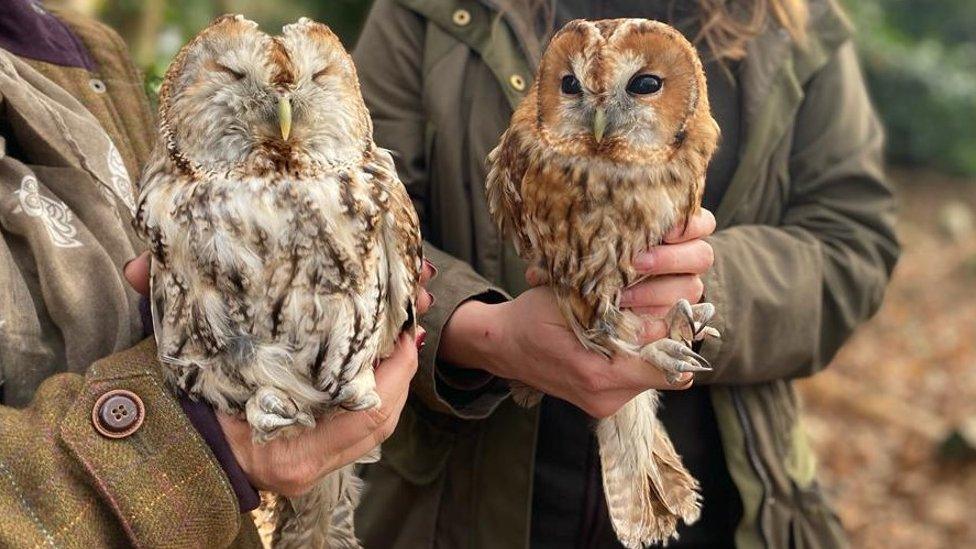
left=593, top=107, right=607, bottom=143
left=278, top=96, right=292, bottom=141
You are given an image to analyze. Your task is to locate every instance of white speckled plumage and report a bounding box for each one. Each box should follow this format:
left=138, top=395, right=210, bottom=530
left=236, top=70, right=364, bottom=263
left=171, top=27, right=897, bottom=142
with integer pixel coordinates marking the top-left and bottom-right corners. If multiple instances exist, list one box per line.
left=134, top=15, right=421, bottom=548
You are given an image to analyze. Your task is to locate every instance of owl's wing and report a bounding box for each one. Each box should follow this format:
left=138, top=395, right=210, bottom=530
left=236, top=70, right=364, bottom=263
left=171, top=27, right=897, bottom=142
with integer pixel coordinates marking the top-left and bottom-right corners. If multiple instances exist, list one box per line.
left=134, top=164, right=225, bottom=391
left=366, top=148, right=423, bottom=342
left=485, top=127, right=532, bottom=256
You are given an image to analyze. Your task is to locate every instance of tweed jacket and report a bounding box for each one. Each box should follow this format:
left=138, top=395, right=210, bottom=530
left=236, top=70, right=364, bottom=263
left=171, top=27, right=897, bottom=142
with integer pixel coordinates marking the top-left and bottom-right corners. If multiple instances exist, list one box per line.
left=0, top=10, right=260, bottom=548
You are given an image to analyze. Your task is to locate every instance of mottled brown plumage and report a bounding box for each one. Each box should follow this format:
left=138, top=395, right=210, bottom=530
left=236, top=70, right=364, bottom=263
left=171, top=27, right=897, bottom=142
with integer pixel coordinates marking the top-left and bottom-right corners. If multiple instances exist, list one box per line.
left=133, top=15, right=422, bottom=549
left=486, top=19, right=720, bottom=547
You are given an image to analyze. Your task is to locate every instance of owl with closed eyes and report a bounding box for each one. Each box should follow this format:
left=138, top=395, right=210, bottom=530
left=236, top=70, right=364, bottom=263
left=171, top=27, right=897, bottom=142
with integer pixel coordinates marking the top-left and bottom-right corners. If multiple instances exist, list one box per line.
left=487, top=19, right=721, bottom=547
left=134, top=15, right=422, bottom=549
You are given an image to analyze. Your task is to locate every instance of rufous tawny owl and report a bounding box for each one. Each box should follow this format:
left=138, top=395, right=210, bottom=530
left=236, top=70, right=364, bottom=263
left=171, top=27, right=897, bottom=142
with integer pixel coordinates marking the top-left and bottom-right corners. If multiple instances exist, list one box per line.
left=133, top=15, right=422, bottom=549
left=486, top=19, right=721, bottom=547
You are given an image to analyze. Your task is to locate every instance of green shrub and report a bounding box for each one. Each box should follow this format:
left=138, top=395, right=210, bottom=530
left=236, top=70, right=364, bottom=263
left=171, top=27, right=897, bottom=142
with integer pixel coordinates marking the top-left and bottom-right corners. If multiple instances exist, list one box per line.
left=846, top=0, right=976, bottom=176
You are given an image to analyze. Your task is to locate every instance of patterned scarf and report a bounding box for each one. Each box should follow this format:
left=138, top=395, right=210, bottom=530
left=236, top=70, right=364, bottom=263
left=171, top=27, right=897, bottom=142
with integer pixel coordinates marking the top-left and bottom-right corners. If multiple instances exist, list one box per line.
left=0, top=49, right=143, bottom=405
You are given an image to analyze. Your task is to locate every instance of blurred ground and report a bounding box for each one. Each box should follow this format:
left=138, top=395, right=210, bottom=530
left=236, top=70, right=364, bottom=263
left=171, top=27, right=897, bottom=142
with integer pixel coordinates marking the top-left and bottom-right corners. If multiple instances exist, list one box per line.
left=798, top=168, right=976, bottom=548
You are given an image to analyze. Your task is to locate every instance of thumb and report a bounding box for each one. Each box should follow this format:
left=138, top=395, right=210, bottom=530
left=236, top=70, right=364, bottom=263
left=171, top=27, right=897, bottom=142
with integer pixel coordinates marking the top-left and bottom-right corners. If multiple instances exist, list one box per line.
left=124, top=251, right=151, bottom=296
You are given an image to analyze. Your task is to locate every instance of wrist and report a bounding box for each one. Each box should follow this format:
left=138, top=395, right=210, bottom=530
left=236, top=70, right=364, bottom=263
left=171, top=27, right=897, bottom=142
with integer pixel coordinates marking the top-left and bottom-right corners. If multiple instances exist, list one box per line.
left=438, top=299, right=511, bottom=377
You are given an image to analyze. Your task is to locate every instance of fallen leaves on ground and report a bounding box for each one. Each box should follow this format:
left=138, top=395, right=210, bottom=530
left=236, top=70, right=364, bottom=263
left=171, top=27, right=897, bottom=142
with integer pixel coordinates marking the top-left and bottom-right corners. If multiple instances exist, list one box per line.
left=798, top=169, right=976, bottom=549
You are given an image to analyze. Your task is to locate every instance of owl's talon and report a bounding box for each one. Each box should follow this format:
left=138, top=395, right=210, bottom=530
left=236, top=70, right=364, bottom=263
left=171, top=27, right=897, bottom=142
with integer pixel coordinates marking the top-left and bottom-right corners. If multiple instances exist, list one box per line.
left=664, top=299, right=720, bottom=344
left=246, top=387, right=314, bottom=442
left=698, top=325, right=721, bottom=340
left=641, top=338, right=713, bottom=383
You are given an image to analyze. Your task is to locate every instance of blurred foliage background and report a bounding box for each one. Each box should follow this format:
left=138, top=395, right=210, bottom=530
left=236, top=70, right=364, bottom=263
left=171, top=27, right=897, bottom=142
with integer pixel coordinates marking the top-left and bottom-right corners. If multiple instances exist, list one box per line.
left=45, top=0, right=976, bottom=177
left=845, top=0, right=976, bottom=176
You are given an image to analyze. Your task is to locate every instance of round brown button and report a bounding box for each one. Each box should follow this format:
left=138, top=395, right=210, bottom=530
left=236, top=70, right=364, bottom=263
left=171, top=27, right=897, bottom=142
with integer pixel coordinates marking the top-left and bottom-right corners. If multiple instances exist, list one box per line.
left=92, top=390, right=145, bottom=439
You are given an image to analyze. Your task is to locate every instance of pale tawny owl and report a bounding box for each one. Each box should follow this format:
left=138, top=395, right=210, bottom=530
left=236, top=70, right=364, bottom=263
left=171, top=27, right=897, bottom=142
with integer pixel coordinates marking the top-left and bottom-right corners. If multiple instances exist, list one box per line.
left=486, top=19, right=721, bottom=547
left=133, top=15, right=422, bottom=549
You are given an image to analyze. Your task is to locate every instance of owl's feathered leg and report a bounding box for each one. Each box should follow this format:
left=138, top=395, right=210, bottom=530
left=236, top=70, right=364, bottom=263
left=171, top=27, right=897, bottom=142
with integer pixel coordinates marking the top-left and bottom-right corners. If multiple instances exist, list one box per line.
left=597, top=391, right=701, bottom=548
left=271, top=464, right=364, bottom=549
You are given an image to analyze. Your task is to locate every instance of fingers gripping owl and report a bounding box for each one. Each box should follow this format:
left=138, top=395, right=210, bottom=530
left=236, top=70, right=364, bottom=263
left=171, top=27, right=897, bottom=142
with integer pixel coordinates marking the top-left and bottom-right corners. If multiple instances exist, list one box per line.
left=134, top=16, right=423, bottom=549
left=486, top=19, right=722, bottom=547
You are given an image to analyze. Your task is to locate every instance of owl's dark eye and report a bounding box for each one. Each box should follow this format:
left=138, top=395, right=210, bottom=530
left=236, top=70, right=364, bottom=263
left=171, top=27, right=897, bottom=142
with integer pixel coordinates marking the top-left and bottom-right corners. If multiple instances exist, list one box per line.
left=560, top=74, right=583, bottom=95
left=216, top=63, right=245, bottom=80
left=627, top=74, right=663, bottom=95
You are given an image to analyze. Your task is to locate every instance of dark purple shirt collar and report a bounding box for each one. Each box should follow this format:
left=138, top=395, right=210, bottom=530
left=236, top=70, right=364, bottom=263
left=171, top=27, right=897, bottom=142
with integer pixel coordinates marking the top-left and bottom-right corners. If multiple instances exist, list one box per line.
left=0, top=0, right=95, bottom=70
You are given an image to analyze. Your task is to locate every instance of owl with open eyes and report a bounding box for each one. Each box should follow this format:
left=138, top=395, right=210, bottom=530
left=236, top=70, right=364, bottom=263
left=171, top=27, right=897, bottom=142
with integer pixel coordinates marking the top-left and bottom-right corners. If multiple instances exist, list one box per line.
left=487, top=19, right=721, bottom=547
left=134, top=15, right=422, bottom=549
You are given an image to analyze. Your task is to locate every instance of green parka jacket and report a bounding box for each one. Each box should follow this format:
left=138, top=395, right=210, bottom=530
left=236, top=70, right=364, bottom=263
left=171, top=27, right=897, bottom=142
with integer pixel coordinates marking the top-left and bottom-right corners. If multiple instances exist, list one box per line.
left=352, top=0, right=899, bottom=548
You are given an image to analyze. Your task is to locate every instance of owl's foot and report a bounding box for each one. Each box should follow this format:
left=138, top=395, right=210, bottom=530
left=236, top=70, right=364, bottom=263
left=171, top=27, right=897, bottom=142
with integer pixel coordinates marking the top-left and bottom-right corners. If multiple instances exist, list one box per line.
left=246, top=387, right=315, bottom=443
left=640, top=338, right=711, bottom=385
left=664, top=299, right=720, bottom=346
left=336, top=372, right=381, bottom=412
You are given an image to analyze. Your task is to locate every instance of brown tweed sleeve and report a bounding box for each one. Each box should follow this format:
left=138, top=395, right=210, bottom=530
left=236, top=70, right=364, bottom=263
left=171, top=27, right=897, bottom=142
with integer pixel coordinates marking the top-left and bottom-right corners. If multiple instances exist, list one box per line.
left=0, top=338, right=259, bottom=548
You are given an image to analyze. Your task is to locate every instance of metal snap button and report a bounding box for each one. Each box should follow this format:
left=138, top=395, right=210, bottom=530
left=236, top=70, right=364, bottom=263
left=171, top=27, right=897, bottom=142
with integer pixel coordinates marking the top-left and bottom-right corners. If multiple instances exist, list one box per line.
left=92, top=389, right=145, bottom=439
left=89, top=78, right=107, bottom=93
left=452, top=9, right=471, bottom=27
left=509, top=74, right=526, bottom=92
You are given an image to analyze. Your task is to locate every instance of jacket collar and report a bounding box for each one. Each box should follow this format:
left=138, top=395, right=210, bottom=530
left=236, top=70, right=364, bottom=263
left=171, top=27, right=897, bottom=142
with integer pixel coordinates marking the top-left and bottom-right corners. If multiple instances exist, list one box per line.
left=397, top=0, right=536, bottom=108
left=479, top=0, right=552, bottom=69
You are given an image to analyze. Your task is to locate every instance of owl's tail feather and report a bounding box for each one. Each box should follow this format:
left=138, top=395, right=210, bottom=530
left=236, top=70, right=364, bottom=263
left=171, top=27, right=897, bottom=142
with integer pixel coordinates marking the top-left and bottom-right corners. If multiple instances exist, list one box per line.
left=597, top=390, right=701, bottom=549
left=271, top=464, right=364, bottom=549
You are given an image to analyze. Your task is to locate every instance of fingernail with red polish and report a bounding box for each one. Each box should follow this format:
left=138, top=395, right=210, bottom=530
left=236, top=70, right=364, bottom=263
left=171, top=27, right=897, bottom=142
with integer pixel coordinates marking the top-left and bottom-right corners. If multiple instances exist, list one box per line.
left=415, top=328, right=427, bottom=350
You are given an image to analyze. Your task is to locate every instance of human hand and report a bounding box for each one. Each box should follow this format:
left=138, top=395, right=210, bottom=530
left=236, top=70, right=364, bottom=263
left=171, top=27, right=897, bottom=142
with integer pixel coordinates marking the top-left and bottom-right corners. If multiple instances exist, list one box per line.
left=441, top=288, right=692, bottom=419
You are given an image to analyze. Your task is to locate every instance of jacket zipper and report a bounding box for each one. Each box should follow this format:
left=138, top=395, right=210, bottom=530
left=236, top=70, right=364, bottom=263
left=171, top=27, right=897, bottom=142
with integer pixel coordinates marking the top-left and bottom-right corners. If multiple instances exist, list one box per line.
left=731, top=387, right=772, bottom=548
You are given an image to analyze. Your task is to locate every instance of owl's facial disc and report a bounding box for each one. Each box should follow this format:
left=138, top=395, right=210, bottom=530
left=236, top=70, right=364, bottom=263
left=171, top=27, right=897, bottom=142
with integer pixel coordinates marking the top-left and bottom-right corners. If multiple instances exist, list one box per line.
left=535, top=19, right=701, bottom=159
left=161, top=16, right=371, bottom=169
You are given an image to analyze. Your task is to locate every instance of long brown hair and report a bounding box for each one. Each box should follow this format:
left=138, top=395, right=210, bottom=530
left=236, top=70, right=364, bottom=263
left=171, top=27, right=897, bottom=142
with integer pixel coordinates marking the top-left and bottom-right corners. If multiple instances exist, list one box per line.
left=526, top=0, right=808, bottom=61
left=694, top=0, right=808, bottom=60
